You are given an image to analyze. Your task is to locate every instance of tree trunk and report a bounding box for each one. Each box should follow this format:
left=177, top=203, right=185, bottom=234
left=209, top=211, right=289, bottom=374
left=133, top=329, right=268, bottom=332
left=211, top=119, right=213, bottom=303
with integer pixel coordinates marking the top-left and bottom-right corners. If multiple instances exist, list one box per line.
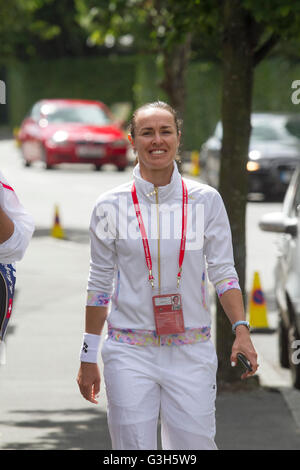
left=216, top=0, right=255, bottom=386
left=160, top=33, right=191, bottom=119
left=160, top=33, right=192, bottom=170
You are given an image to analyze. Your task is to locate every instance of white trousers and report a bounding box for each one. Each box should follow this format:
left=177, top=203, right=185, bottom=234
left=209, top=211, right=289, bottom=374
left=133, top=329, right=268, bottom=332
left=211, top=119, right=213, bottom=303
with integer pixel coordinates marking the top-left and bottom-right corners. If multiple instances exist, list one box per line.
left=101, top=338, right=218, bottom=450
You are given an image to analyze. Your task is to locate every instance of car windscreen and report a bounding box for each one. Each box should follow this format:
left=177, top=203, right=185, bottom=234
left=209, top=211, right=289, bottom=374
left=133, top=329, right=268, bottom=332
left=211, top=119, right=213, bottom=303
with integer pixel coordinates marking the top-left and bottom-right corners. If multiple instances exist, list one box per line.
left=214, top=117, right=300, bottom=143
left=214, top=121, right=287, bottom=141
left=42, top=105, right=111, bottom=126
left=251, top=124, right=284, bottom=141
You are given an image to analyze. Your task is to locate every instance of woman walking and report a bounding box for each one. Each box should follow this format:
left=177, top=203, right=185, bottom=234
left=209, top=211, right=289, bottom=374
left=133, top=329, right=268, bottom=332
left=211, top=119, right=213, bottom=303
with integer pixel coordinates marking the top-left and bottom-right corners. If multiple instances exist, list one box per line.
left=77, top=101, right=258, bottom=450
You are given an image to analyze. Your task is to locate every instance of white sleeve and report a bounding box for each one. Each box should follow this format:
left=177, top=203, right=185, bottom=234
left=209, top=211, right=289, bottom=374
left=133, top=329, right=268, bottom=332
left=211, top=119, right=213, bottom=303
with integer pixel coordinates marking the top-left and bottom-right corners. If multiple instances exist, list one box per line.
left=0, top=173, right=35, bottom=264
left=203, top=189, right=239, bottom=287
left=87, top=201, right=117, bottom=295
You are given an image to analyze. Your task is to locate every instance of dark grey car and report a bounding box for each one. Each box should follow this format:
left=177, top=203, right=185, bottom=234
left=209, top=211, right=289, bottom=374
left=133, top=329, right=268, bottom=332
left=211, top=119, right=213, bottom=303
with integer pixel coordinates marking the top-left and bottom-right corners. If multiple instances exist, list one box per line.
left=200, top=113, right=300, bottom=200
left=259, top=167, right=300, bottom=388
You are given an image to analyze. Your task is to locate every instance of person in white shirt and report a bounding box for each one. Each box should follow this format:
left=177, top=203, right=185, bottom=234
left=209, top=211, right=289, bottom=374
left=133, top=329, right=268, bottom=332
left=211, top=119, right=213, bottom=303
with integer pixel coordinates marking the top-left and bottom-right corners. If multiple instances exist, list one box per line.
left=0, top=171, right=35, bottom=363
left=77, top=101, right=258, bottom=450
left=0, top=171, right=34, bottom=263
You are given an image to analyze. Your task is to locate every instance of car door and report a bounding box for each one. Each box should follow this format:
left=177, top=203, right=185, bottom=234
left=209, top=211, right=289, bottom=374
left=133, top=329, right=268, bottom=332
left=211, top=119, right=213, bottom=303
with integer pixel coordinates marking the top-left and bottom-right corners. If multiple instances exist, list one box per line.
left=276, top=169, right=300, bottom=328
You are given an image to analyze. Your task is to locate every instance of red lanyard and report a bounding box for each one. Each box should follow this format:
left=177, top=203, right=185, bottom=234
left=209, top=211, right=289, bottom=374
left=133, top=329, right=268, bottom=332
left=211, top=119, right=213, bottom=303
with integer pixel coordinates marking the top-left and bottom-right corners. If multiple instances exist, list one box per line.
left=0, top=181, right=14, bottom=192
left=131, top=178, right=188, bottom=288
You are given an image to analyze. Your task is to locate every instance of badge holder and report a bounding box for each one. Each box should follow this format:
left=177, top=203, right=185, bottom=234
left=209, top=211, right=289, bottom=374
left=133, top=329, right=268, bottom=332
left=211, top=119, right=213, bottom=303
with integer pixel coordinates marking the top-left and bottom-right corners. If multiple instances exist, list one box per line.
left=152, top=285, right=185, bottom=335
left=132, top=179, right=188, bottom=337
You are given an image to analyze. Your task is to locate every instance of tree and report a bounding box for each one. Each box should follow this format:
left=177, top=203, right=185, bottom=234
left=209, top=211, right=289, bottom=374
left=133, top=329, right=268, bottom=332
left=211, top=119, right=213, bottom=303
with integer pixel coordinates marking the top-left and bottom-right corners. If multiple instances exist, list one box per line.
left=217, top=0, right=300, bottom=386
left=0, top=0, right=93, bottom=60
left=76, top=0, right=193, bottom=122
left=171, top=0, right=300, bottom=386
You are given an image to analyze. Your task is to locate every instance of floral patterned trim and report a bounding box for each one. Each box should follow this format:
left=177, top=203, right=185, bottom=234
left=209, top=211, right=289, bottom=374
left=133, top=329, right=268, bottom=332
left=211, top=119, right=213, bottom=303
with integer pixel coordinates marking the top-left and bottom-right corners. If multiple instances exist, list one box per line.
left=107, top=323, right=211, bottom=346
left=215, top=278, right=241, bottom=298
left=86, top=291, right=111, bottom=306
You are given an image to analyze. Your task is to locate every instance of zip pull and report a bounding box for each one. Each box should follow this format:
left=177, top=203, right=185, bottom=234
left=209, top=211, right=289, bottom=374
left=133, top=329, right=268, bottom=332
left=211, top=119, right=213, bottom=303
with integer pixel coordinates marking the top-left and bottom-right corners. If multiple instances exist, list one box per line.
left=146, top=188, right=158, bottom=197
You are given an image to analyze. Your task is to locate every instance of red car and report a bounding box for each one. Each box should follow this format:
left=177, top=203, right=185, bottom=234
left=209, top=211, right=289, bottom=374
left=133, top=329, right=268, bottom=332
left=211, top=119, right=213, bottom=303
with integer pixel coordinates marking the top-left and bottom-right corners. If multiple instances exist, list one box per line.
left=17, top=99, right=129, bottom=171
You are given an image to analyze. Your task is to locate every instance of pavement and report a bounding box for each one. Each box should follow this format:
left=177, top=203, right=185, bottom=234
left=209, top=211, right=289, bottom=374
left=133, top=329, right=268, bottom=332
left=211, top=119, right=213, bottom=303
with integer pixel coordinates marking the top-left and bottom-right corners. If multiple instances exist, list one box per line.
left=216, top=387, right=300, bottom=450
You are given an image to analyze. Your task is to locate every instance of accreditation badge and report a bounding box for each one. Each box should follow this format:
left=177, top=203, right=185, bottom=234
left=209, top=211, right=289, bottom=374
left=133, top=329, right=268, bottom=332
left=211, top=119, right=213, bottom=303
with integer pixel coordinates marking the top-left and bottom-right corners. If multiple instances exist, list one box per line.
left=152, top=288, right=185, bottom=335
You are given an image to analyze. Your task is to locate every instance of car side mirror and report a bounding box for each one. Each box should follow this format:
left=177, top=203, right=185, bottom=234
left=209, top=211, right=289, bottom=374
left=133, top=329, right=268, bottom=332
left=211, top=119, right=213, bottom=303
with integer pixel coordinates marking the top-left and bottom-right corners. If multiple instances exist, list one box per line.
left=259, top=212, right=298, bottom=237
left=285, top=220, right=298, bottom=237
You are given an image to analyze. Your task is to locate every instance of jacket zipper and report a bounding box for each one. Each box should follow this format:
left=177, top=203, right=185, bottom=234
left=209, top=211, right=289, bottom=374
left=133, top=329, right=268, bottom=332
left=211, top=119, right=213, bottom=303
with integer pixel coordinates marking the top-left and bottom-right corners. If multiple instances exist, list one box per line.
left=154, top=186, right=161, bottom=293
left=154, top=186, right=161, bottom=345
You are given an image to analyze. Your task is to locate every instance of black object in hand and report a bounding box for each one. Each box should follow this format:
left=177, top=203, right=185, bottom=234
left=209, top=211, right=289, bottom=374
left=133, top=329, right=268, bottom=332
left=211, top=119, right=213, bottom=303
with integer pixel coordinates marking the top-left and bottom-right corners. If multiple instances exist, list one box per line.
left=237, top=353, right=253, bottom=372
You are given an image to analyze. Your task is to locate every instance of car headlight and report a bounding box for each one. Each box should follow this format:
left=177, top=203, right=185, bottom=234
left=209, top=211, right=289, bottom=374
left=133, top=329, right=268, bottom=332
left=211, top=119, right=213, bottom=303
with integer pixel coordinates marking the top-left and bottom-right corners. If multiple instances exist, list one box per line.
left=249, top=150, right=261, bottom=160
left=247, top=161, right=260, bottom=172
left=49, top=130, right=69, bottom=145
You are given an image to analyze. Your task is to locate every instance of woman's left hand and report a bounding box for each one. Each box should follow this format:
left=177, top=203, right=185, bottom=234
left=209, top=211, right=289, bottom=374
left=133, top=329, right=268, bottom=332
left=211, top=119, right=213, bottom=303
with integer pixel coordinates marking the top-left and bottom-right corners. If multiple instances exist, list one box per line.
left=231, top=326, right=259, bottom=379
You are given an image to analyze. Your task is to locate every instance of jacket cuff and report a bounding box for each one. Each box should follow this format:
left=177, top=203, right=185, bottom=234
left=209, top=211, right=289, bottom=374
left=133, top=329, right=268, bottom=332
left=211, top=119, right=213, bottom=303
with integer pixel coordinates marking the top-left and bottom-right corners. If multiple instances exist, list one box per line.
left=86, top=291, right=111, bottom=306
left=215, top=278, right=241, bottom=298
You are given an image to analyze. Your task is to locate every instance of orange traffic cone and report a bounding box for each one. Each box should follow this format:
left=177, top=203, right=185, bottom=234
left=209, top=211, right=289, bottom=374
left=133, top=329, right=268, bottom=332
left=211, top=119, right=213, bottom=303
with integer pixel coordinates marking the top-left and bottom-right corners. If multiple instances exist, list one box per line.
left=50, top=205, right=65, bottom=239
left=248, top=271, right=273, bottom=333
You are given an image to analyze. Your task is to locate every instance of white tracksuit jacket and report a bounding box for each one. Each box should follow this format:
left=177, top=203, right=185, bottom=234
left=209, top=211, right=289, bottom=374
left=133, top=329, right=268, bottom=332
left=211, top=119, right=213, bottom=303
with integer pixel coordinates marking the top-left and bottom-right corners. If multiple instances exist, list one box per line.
left=87, top=161, right=239, bottom=330
left=0, top=171, right=35, bottom=264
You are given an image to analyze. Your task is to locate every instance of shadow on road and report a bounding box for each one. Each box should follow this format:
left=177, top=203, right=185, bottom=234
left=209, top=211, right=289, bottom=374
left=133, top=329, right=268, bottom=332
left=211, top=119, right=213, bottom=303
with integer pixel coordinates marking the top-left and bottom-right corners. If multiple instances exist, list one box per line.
left=0, top=407, right=112, bottom=450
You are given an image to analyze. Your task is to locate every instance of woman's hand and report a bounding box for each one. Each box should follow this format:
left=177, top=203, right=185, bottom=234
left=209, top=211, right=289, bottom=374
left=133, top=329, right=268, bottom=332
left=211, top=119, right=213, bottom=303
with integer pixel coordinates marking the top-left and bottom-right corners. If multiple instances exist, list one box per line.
left=77, top=362, right=101, bottom=404
left=231, top=326, right=259, bottom=379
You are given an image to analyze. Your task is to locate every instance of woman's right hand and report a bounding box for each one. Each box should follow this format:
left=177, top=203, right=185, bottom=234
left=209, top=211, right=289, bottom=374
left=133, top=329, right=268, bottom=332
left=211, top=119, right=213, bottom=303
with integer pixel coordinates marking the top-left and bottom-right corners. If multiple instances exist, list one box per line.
left=77, top=362, right=101, bottom=404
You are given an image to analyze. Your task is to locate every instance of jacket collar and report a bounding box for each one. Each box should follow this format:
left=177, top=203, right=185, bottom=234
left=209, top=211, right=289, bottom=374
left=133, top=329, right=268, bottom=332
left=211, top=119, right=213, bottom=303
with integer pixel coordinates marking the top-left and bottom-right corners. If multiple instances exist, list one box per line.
left=132, top=161, right=182, bottom=202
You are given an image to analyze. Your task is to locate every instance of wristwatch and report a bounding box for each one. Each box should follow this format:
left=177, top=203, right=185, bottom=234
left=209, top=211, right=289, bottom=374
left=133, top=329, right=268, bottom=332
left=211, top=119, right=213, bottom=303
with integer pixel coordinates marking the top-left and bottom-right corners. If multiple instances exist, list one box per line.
left=232, top=320, right=250, bottom=334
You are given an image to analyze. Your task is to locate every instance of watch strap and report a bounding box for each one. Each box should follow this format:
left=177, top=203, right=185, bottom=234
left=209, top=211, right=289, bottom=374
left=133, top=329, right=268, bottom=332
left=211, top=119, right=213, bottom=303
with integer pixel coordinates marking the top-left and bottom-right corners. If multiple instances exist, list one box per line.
left=232, top=320, right=250, bottom=334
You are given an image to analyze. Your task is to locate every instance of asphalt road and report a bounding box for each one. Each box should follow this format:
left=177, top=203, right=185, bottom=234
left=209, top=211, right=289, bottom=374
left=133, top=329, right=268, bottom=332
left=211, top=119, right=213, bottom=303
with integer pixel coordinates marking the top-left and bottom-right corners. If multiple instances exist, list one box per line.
left=0, top=139, right=297, bottom=449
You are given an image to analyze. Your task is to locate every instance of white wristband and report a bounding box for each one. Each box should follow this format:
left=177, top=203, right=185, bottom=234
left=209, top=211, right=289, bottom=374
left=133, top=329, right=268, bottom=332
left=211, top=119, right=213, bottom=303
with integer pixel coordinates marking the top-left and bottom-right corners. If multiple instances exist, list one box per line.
left=79, top=333, right=101, bottom=363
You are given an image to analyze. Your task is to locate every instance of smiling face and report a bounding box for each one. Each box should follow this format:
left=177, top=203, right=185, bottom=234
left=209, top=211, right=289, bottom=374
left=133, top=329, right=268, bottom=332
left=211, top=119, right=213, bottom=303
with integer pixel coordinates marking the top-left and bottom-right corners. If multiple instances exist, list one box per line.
left=131, top=107, right=181, bottom=184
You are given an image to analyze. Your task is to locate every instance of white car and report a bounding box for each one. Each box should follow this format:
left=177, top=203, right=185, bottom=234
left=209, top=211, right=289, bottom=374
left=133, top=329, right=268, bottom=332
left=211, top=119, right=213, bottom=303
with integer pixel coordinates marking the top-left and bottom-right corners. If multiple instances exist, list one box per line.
left=259, top=167, right=300, bottom=388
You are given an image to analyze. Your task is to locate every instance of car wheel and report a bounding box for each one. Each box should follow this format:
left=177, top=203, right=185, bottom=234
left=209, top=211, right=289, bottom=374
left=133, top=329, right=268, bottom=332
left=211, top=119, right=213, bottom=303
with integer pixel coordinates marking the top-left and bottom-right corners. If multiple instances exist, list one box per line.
left=288, top=323, right=300, bottom=389
left=117, top=167, right=126, bottom=172
left=279, top=318, right=290, bottom=368
left=94, top=165, right=102, bottom=171
left=40, top=144, right=53, bottom=170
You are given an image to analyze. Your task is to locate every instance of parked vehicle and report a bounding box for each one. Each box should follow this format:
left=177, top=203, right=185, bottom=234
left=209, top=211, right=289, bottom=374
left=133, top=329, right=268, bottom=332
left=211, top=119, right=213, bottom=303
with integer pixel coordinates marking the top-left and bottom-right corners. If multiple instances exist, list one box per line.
left=17, top=99, right=128, bottom=171
left=259, top=167, right=300, bottom=388
left=200, top=113, right=300, bottom=199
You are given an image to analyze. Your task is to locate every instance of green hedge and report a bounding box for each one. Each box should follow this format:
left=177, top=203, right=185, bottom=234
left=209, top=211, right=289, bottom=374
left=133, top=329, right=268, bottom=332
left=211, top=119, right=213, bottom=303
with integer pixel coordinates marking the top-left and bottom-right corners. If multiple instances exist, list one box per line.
left=6, top=55, right=136, bottom=129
